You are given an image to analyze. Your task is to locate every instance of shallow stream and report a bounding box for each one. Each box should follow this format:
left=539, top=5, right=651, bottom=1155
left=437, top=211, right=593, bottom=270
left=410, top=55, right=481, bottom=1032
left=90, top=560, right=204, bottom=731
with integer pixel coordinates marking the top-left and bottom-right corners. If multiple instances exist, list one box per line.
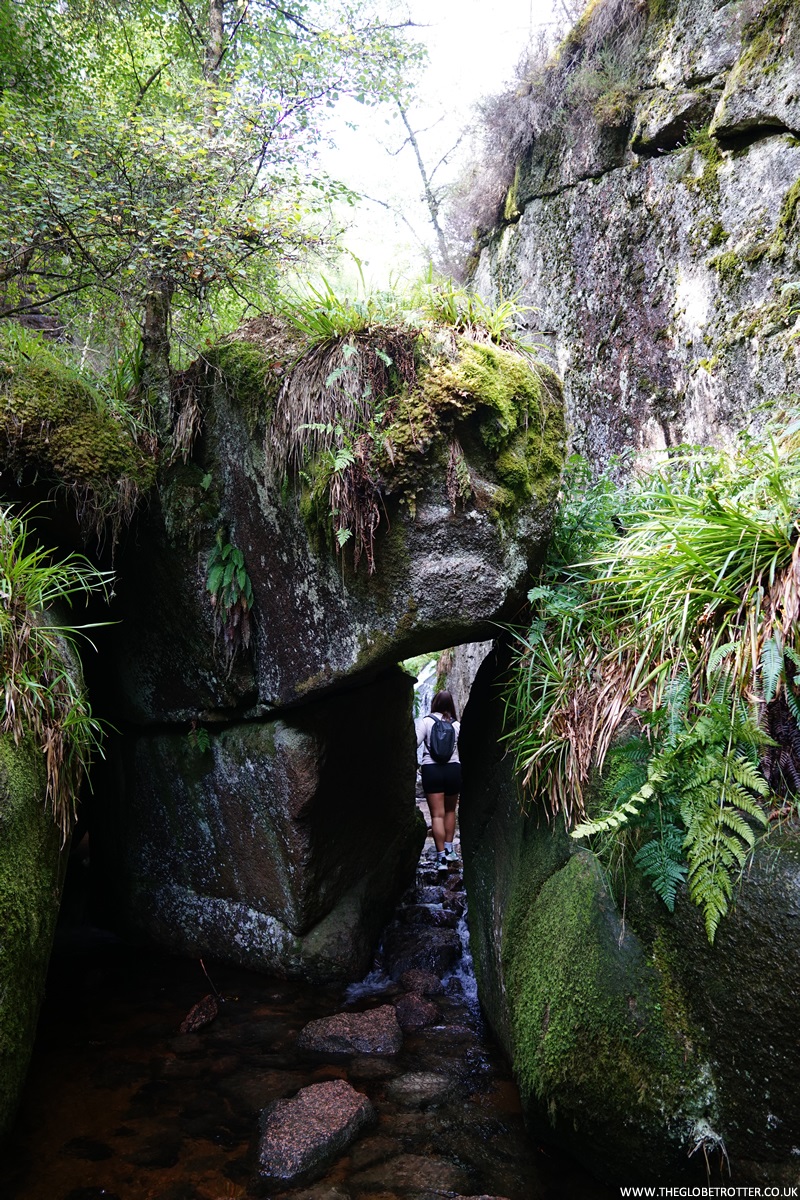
left=4, top=834, right=615, bottom=1200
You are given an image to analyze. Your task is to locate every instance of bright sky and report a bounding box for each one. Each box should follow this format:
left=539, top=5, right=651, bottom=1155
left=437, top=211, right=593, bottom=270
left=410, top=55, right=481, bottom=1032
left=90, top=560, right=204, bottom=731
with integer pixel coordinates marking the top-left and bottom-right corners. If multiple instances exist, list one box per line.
left=319, top=0, right=562, bottom=287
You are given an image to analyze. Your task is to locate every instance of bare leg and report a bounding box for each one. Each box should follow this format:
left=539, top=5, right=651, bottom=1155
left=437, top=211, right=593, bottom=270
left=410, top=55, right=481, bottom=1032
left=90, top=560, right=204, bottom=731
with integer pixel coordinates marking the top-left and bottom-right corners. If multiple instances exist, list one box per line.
left=444, top=794, right=458, bottom=846
left=426, top=792, right=446, bottom=852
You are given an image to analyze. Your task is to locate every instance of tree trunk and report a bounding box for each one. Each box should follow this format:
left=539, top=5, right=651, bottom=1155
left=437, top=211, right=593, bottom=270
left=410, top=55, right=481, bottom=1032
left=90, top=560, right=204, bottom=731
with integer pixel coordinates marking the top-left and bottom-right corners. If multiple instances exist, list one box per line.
left=141, top=275, right=173, bottom=443
left=205, top=0, right=225, bottom=136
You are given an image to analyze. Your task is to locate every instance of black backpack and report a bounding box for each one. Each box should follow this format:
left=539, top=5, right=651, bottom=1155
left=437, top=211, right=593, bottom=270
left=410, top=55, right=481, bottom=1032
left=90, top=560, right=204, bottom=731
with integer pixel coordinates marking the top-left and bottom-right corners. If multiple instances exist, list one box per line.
left=426, top=713, right=456, bottom=763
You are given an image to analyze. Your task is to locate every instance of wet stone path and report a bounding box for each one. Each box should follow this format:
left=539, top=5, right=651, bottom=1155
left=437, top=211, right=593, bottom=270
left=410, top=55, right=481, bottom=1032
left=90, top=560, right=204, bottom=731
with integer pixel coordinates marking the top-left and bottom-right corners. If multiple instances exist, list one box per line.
left=3, top=836, right=615, bottom=1200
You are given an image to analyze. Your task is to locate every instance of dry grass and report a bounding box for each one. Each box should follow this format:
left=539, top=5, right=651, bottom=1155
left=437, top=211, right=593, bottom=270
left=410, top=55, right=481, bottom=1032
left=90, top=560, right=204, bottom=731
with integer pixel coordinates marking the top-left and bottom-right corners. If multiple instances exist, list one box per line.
left=265, top=326, right=418, bottom=483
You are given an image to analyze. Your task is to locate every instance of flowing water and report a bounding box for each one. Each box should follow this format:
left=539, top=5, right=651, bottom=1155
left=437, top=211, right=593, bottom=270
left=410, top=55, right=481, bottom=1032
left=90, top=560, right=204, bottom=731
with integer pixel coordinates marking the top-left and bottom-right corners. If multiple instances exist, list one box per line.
left=3, top=837, right=615, bottom=1200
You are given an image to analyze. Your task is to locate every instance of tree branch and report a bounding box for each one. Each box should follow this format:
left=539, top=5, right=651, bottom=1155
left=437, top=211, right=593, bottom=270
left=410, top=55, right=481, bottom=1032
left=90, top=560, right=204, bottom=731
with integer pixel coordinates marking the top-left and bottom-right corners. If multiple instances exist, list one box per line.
left=396, top=102, right=451, bottom=270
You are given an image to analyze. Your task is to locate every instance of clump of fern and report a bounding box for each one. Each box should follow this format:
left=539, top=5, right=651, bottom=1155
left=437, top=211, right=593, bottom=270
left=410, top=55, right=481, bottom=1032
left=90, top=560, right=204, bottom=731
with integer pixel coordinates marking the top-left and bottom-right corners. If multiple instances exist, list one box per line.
left=0, top=507, right=109, bottom=841
left=505, top=415, right=800, bottom=941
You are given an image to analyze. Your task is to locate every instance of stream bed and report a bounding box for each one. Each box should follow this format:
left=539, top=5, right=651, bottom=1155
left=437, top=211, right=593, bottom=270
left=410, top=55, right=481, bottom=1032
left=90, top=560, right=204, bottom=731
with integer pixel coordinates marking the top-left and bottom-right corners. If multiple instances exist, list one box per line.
left=4, top=838, right=615, bottom=1200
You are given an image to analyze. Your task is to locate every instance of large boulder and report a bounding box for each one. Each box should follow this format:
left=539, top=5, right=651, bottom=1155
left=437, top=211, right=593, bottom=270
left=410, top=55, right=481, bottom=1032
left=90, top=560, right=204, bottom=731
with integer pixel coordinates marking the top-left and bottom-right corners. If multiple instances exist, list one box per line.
left=109, top=332, right=564, bottom=721
left=459, top=645, right=800, bottom=1185
left=0, top=734, right=67, bottom=1142
left=94, top=668, right=425, bottom=982
left=258, top=1079, right=375, bottom=1186
left=90, top=326, right=564, bottom=981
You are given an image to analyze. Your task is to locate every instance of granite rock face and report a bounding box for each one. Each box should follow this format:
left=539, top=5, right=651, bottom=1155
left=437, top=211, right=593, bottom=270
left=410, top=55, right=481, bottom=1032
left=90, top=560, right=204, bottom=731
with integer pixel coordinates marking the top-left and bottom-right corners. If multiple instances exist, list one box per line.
left=475, top=0, right=800, bottom=472
left=96, top=670, right=425, bottom=982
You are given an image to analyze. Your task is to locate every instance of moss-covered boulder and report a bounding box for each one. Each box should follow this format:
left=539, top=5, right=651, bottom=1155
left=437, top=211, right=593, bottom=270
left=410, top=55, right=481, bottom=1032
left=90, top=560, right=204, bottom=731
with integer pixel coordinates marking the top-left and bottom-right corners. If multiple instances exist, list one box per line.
left=460, top=646, right=800, bottom=1184
left=110, top=328, right=564, bottom=721
left=92, top=324, right=563, bottom=981
left=0, top=734, right=67, bottom=1142
left=0, top=348, right=156, bottom=536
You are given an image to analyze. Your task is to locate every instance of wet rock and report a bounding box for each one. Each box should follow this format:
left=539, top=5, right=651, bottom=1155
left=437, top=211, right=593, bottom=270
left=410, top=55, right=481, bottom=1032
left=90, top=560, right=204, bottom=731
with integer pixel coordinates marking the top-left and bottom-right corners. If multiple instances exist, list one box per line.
left=385, top=1071, right=454, bottom=1107
left=61, top=1136, right=114, bottom=1161
left=258, top=1079, right=375, bottom=1186
left=382, top=927, right=462, bottom=981
left=394, top=993, right=439, bottom=1032
left=296, top=1006, right=402, bottom=1056
left=398, top=969, right=444, bottom=996
left=349, top=1152, right=469, bottom=1194
left=126, top=1135, right=181, bottom=1168
left=398, top=904, right=458, bottom=929
left=178, top=992, right=218, bottom=1033
left=347, top=1055, right=401, bottom=1080
left=349, top=1133, right=402, bottom=1170
left=415, top=886, right=446, bottom=905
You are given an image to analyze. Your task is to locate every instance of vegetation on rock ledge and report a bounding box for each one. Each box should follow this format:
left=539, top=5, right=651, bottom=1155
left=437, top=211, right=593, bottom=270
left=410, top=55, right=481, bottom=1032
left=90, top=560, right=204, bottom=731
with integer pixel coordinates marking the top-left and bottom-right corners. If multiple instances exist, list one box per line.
left=261, top=279, right=563, bottom=573
left=0, top=508, right=108, bottom=840
left=505, top=413, right=800, bottom=941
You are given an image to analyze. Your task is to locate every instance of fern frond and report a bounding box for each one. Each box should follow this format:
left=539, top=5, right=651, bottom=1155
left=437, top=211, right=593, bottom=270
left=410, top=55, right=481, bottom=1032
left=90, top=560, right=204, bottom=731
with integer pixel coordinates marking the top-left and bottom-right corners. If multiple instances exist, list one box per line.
left=760, top=636, right=783, bottom=703
left=571, top=784, right=653, bottom=838
left=707, top=641, right=737, bottom=675
left=634, top=825, right=686, bottom=911
left=665, top=672, right=691, bottom=745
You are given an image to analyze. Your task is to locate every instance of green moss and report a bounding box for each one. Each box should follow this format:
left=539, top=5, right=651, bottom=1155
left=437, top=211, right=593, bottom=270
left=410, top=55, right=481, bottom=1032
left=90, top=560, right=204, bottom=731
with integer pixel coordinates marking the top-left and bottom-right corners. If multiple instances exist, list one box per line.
left=0, top=356, right=156, bottom=526
left=710, top=249, right=745, bottom=285
left=647, top=0, right=678, bottom=21
left=378, top=336, right=563, bottom=518
left=504, top=165, right=522, bottom=222
left=502, top=848, right=696, bottom=1125
left=0, top=734, right=66, bottom=1140
left=208, top=340, right=280, bottom=433
left=707, top=223, right=729, bottom=248
left=593, top=86, right=636, bottom=128
left=768, top=178, right=800, bottom=261
left=686, top=128, right=724, bottom=204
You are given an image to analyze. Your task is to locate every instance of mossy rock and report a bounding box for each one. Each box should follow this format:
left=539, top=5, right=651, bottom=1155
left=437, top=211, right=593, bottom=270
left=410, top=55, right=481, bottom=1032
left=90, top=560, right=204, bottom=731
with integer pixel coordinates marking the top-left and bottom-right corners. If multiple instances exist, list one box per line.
left=0, top=353, right=156, bottom=531
left=0, top=733, right=67, bottom=1142
left=379, top=336, right=563, bottom=513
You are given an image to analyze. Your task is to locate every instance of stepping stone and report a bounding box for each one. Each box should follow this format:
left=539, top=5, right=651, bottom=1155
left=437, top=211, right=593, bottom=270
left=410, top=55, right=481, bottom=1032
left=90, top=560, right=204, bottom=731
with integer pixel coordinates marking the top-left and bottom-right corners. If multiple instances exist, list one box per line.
left=394, top=993, right=439, bottom=1031
left=383, top=927, right=462, bottom=980
left=350, top=1151, right=469, bottom=1193
left=398, top=968, right=444, bottom=995
left=258, top=1079, right=375, bottom=1186
left=386, top=1071, right=454, bottom=1107
left=297, top=1005, right=403, bottom=1056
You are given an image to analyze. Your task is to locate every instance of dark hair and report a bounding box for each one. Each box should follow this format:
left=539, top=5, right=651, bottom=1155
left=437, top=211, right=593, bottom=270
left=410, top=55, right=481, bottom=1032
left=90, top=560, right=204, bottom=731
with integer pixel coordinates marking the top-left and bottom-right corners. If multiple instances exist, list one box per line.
left=431, top=690, right=457, bottom=720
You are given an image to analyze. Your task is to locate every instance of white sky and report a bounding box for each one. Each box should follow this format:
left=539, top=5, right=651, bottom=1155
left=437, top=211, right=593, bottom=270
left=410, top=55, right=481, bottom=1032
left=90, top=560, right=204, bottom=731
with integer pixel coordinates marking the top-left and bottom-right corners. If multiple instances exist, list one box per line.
left=318, top=0, right=562, bottom=286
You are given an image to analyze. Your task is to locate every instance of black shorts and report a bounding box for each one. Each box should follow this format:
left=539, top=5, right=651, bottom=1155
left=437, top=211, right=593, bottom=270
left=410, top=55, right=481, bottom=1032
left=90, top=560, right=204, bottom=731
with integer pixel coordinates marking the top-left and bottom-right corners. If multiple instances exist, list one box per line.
left=421, top=761, right=462, bottom=796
